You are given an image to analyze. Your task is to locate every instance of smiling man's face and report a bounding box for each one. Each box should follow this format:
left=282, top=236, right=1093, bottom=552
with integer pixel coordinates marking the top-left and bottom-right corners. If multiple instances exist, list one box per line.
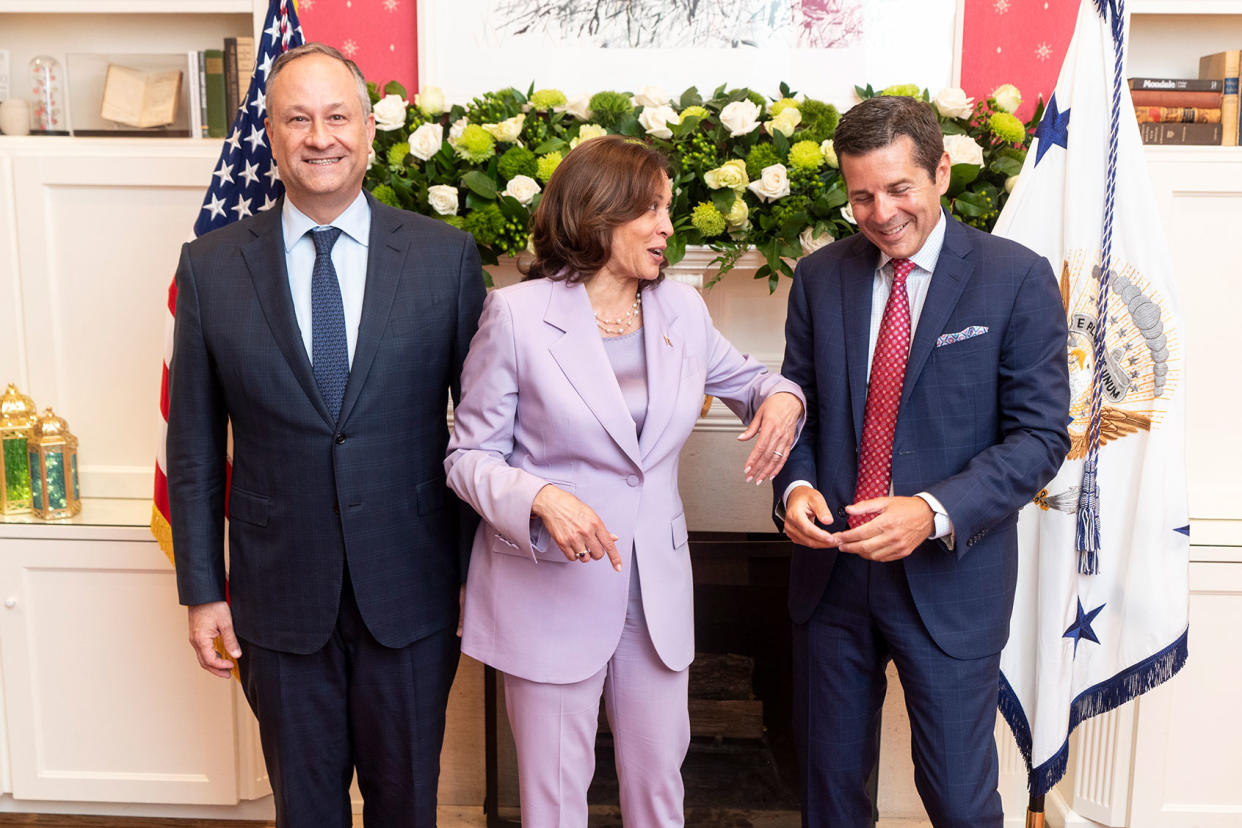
left=265, top=53, right=375, bottom=225
left=840, top=134, right=950, bottom=261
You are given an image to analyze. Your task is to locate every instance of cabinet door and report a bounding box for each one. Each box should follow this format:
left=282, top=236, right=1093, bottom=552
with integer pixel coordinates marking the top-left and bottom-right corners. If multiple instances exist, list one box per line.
left=1129, top=559, right=1242, bottom=826
left=0, top=537, right=239, bottom=804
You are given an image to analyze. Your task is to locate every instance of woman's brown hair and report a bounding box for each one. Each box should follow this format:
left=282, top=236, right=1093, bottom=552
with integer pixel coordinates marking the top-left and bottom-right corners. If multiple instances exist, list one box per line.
left=523, top=135, right=671, bottom=283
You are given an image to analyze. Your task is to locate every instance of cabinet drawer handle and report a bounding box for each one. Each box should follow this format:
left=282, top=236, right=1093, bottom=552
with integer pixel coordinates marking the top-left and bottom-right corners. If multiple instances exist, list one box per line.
left=4, top=597, right=15, bottom=609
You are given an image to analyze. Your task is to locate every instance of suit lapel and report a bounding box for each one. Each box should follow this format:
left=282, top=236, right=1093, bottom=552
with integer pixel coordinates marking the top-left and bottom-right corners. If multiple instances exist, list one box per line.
left=339, top=196, right=405, bottom=425
left=241, top=203, right=335, bottom=427
left=638, top=284, right=682, bottom=460
left=546, top=280, right=642, bottom=467
left=842, top=248, right=876, bottom=442
left=901, top=216, right=973, bottom=409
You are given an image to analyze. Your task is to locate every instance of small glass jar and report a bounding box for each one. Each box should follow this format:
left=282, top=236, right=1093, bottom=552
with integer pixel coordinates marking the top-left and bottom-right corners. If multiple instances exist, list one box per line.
left=28, top=55, right=68, bottom=134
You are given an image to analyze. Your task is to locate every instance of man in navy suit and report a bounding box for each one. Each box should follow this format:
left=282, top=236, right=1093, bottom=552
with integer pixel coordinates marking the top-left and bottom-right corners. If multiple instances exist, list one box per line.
left=167, top=43, right=484, bottom=826
left=774, top=95, right=1069, bottom=826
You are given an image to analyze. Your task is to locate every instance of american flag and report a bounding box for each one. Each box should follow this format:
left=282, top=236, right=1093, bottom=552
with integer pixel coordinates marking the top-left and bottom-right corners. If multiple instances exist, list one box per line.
left=151, top=0, right=305, bottom=560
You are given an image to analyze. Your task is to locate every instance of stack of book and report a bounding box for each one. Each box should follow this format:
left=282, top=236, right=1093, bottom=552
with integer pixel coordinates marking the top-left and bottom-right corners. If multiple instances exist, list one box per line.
left=1131, top=49, right=1240, bottom=146
left=186, top=35, right=256, bottom=139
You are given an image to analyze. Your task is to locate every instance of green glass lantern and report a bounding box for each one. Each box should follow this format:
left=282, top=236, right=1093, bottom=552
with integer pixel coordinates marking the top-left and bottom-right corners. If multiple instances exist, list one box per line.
left=1, top=383, right=38, bottom=515
left=29, top=407, right=81, bottom=521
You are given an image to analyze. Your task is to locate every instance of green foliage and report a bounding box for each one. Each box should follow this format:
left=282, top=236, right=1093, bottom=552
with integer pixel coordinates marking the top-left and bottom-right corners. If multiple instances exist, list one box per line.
left=364, top=81, right=1036, bottom=285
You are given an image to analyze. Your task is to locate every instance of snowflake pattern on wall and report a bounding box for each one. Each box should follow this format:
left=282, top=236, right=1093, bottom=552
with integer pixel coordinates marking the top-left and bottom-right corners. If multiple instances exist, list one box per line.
left=299, top=0, right=314, bottom=9
left=994, top=0, right=1010, bottom=13
left=1035, top=41, right=1053, bottom=61
left=383, top=0, right=399, bottom=11
left=341, top=38, right=358, bottom=57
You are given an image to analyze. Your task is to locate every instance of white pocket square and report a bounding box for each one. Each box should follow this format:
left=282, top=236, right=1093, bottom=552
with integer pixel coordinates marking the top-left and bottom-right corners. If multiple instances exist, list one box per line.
left=936, top=326, right=989, bottom=347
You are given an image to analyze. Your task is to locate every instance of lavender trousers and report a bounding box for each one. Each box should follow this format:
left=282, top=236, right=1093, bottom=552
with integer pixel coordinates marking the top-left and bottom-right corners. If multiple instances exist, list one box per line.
left=502, top=558, right=691, bottom=827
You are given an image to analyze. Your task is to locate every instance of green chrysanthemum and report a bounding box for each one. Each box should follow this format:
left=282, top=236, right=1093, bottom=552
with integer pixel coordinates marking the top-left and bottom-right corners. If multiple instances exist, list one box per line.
left=988, top=111, right=1027, bottom=144
left=387, top=142, right=410, bottom=167
left=788, top=140, right=824, bottom=170
left=798, top=98, right=840, bottom=143
left=371, top=184, right=399, bottom=208
left=536, top=152, right=563, bottom=182
left=529, top=88, right=567, bottom=111
left=441, top=215, right=466, bottom=230
left=588, top=91, right=633, bottom=129
left=462, top=203, right=505, bottom=245
left=769, top=97, right=799, bottom=116
left=453, top=124, right=496, bottom=163
left=880, top=83, right=921, bottom=98
left=745, top=144, right=783, bottom=181
left=679, top=105, right=709, bottom=121
left=691, top=202, right=727, bottom=238
left=745, top=90, right=767, bottom=110
left=498, top=146, right=538, bottom=181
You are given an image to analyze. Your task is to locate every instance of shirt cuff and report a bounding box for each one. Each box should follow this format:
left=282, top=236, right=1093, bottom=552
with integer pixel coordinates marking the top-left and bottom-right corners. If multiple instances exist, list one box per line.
left=915, top=491, right=955, bottom=549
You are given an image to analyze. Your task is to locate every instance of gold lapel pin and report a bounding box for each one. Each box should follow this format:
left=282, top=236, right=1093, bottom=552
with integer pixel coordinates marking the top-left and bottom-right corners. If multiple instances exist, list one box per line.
left=663, top=333, right=672, bottom=347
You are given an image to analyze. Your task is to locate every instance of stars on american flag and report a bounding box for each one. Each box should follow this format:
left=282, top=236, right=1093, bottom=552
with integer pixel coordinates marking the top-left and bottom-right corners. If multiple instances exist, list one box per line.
left=192, top=0, right=303, bottom=238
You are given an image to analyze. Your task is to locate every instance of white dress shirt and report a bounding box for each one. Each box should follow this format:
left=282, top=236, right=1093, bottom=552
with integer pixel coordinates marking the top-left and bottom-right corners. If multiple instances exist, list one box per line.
left=784, top=212, right=955, bottom=545
left=281, top=191, right=371, bottom=367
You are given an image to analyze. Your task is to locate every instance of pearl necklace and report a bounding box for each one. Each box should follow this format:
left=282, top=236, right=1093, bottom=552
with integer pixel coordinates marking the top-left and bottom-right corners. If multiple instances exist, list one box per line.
left=594, top=291, right=642, bottom=335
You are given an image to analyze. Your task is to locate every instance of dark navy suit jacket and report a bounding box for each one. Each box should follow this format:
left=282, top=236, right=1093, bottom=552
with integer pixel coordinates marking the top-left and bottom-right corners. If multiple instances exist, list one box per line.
left=167, top=192, right=485, bottom=654
left=775, top=210, right=1070, bottom=660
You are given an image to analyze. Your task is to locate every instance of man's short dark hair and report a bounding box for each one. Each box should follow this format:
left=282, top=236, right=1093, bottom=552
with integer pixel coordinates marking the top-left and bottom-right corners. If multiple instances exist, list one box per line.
left=833, top=96, right=944, bottom=180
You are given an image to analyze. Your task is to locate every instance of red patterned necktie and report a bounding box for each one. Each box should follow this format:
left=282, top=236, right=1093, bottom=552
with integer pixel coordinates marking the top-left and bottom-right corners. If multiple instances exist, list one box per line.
left=850, top=258, right=915, bottom=528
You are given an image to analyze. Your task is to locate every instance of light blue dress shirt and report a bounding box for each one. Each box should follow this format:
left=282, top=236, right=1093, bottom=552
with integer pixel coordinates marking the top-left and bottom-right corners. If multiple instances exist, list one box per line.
left=281, top=192, right=371, bottom=368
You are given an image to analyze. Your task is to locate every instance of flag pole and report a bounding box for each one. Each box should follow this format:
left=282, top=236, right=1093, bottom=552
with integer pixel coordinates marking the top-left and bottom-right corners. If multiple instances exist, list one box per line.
left=1026, top=794, right=1046, bottom=828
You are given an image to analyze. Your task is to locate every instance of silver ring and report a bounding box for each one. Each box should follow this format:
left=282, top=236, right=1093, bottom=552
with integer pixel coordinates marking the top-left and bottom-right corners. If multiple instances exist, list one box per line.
left=772, top=450, right=784, bottom=457
left=576, top=550, right=589, bottom=560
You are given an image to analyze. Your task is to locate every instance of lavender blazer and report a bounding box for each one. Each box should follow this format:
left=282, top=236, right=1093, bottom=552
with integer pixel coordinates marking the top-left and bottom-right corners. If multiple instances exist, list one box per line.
left=445, top=276, right=804, bottom=684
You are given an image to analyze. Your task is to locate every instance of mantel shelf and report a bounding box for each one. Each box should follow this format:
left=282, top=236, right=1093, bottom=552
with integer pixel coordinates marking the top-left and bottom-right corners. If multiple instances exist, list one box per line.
left=0, top=0, right=253, bottom=12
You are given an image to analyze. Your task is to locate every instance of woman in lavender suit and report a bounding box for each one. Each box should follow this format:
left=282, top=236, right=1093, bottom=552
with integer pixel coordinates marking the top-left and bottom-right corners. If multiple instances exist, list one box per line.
left=445, top=136, right=804, bottom=826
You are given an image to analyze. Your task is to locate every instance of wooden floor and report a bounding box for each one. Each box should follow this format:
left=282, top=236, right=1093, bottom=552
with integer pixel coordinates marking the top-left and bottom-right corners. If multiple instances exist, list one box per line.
left=0, top=807, right=486, bottom=828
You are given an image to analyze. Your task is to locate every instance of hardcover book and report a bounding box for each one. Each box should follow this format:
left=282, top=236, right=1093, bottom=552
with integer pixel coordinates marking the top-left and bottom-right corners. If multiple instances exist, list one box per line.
left=1199, top=50, right=1240, bottom=146
left=99, top=63, right=182, bottom=129
left=1138, top=121, right=1223, bottom=145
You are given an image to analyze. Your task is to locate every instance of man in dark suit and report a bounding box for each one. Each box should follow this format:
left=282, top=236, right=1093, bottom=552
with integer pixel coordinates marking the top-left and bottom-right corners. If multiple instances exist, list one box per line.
left=774, top=95, right=1070, bottom=826
left=167, top=42, right=484, bottom=827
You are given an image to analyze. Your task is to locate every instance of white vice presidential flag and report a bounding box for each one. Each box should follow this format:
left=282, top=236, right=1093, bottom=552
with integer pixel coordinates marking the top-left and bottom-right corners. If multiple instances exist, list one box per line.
left=992, top=0, right=1189, bottom=796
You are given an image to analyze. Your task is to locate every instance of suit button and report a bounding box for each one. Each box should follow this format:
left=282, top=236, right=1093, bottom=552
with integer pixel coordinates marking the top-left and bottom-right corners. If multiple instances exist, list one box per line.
left=626, top=474, right=640, bottom=487
left=335, top=433, right=346, bottom=444
left=836, top=507, right=848, bottom=519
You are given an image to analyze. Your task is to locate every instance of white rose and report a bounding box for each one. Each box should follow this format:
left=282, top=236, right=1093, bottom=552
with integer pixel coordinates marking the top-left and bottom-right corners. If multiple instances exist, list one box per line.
left=933, top=87, right=974, bottom=119
left=1005, top=174, right=1020, bottom=193
left=415, top=85, right=446, bottom=116
left=820, top=139, right=838, bottom=169
left=841, top=203, right=857, bottom=225
left=724, top=198, right=749, bottom=231
left=942, top=134, right=984, bottom=167
left=408, top=122, right=444, bottom=161
left=427, top=184, right=459, bottom=216
left=799, top=225, right=834, bottom=254
left=501, top=174, right=541, bottom=206
left=992, top=83, right=1022, bottom=114
left=765, top=108, right=801, bottom=137
left=638, top=105, right=680, bottom=140
left=373, top=94, right=408, bottom=132
left=557, top=95, right=592, bottom=121
left=631, top=86, right=672, bottom=108
left=703, top=159, right=748, bottom=192
left=570, top=123, right=608, bottom=148
left=448, top=116, right=469, bottom=144
left=719, top=100, right=762, bottom=137
left=482, top=113, right=525, bottom=144
left=368, top=146, right=376, bottom=167
left=747, top=163, right=790, bottom=202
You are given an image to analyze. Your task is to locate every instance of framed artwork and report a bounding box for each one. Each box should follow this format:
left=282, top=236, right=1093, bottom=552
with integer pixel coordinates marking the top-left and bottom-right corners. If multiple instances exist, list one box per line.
left=417, top=0, right=964, bottom=108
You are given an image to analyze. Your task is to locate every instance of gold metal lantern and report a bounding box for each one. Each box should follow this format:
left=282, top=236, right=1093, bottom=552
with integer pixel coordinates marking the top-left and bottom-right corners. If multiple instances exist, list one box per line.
left=28, top=407, right=81, bottom=520
left=1, top=383, right=38, bottom=515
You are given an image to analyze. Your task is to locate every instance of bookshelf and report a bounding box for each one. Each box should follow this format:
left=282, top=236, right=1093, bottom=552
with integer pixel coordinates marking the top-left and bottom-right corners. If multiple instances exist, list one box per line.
left=1129, top=1, right=1242, bottom=79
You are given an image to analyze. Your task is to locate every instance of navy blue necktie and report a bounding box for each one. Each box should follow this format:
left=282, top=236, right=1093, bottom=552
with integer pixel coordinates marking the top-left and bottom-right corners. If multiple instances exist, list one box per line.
left=310, top=226, right=348, bottom=419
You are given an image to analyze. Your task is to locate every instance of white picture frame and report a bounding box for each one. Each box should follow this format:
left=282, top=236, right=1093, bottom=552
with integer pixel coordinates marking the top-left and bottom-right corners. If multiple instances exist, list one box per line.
left=416, top=0, right=964, bottom=109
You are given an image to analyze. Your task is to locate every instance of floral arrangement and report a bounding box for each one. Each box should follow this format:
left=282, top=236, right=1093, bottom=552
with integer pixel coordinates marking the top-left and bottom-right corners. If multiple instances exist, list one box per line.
left=365, top=80, right=1041, bottom=291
